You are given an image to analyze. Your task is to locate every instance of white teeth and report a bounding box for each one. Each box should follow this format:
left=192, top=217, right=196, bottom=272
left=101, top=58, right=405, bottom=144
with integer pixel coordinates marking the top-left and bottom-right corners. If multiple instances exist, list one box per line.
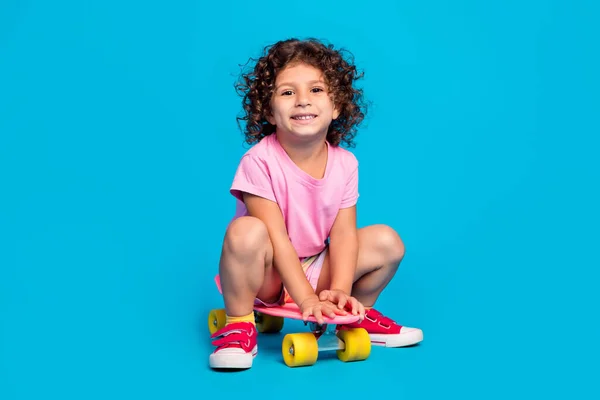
left=293, top=115, right=315, bottom=120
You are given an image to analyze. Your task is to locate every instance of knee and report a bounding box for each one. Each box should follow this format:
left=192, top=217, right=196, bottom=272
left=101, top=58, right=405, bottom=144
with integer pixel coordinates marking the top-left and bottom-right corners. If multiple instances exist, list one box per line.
left=223, top=216, right=270, bottom=257
left=375, top=225, right=405, bottom=265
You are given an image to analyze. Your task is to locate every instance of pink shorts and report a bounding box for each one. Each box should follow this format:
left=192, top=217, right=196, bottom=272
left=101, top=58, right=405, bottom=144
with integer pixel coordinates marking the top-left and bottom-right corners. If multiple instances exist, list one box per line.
left=254, top=248, right=328, bottom=307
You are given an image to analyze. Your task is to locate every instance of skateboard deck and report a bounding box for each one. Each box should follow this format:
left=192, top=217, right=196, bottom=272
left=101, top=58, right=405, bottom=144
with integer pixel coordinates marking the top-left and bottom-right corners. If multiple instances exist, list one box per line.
left=213, top=274, right=360, bottom=324
left=254, top=302, right=360, bottom=324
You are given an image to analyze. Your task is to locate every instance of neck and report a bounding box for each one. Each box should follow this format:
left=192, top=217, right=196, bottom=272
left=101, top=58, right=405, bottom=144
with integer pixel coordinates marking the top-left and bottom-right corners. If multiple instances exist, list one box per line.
left=275, top=132, right=327, bottom=163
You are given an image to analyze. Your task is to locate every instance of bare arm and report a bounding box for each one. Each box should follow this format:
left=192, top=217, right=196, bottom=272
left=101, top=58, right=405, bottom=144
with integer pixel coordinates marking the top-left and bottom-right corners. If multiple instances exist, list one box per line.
left=242, top=192, right=315, bottom=306
left=318, top=205, right=364, bottom=320
left=328, top=205, right=359, bottom=294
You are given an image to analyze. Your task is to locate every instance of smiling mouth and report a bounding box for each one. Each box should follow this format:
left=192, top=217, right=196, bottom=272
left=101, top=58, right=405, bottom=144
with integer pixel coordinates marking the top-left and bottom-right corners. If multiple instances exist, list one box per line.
left=291, top=114, right=317, bottom=120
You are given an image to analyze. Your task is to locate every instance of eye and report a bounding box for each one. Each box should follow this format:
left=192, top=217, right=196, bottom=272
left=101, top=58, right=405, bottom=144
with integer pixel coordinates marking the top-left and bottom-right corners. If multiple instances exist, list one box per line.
left=311, top=87, right=324, bottom=93
left=281, top=90, right=293, bottom=96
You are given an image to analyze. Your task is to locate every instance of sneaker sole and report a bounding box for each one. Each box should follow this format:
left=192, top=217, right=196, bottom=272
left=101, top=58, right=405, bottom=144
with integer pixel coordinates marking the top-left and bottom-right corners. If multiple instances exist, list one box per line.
left=369, top=329, right=423, bottom=347
left=209, top=346, right=258, bottom=369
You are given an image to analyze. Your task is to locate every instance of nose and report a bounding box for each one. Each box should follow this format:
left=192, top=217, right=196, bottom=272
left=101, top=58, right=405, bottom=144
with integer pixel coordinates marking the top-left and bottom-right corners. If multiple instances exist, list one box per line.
left=295, top=89, right=311, bottom=107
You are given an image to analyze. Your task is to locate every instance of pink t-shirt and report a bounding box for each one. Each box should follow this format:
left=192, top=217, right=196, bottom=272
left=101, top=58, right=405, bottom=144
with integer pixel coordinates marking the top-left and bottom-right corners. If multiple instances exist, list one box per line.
left=230, top=134, right=359, bottom=258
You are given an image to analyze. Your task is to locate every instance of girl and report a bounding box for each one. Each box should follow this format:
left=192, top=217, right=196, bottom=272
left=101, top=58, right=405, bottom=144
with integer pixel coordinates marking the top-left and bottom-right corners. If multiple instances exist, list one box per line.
left=210, top=38, right=423, bottom=369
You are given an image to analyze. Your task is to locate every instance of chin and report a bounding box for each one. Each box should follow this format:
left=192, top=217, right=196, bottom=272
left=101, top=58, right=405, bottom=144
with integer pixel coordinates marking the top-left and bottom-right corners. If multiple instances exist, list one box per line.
left=289, top=124, right=325, bottom=135
left=289, top=129, right=325, bottom=140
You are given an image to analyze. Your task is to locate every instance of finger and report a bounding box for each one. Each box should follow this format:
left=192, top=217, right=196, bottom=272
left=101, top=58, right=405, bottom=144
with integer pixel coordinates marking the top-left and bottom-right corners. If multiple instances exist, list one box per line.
left=319, top=291, right=330, bottom=302
left=358, top=303, right=365, bottom=322
left=302, top=308, right=311, bottom=322
left=329, top=292, right=339, bottom=303
left=332, top=306, right=347, bottom=316
left=357, top=300, right=366, bottom=322
left=323, top=305, right=336, bottom=319
left=314, top=308, right=324, bottom=325
left=337, top=296, right=347, bottom=310
left=323, top=300, right=347, bottom=315
left=347, top=297, right=358, bottom=315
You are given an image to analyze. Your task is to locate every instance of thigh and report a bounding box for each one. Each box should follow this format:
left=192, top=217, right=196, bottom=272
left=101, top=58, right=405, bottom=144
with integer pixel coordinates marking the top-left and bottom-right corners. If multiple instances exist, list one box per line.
left=254, top=231, right=284, bottom=304
left=315, top=224, right=404, bottom=293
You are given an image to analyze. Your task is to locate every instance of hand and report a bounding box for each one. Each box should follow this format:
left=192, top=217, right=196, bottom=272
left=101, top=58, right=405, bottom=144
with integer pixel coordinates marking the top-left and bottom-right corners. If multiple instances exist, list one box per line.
left=318, top=289, right=365, bottom=322
left=299, top=294, right=348, bottom=325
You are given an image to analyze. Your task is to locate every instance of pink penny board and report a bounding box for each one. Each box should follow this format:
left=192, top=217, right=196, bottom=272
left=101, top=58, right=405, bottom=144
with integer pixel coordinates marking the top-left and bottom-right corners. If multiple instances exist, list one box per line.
left=254, top=302, right=360, bottom=325
left=215, top=274, right=360, bottom=325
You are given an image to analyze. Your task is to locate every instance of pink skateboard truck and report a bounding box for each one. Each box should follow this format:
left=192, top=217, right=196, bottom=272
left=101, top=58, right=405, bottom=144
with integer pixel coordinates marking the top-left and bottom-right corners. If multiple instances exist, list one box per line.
left=208, top=275, right=371, bottom=367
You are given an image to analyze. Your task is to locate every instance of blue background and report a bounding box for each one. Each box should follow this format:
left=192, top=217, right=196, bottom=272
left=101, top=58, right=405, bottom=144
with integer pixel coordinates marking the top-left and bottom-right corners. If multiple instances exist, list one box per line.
left=1, top=0, right=598, bottom=399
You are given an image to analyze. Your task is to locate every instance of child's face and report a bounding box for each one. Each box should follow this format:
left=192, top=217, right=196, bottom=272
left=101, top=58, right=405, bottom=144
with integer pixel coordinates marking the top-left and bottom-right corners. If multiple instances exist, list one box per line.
left=267, top=63, right=339, bottom=142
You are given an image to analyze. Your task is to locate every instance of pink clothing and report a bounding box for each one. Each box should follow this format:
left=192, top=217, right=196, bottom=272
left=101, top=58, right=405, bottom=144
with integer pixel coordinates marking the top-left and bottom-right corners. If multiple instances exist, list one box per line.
left=230, top=134, right=359, bottom=258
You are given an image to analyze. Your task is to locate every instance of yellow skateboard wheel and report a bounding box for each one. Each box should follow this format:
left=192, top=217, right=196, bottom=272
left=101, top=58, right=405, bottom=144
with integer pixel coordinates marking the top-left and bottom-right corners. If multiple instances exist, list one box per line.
left=336, top=328, right=371, bottom=362
left=208, top=309, right=226, bottom=335
left=282, top=333, right=318, bottom=367
left=255, top=312, right=284, bottom=333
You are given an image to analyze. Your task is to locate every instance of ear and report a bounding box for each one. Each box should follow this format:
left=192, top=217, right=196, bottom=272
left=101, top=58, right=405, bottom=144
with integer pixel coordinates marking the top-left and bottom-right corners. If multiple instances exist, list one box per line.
left=330, top=93, right=341, bottom=120
left=265, top=102, right=276, bottom=125
left=332, top=105, right=340, bottom=120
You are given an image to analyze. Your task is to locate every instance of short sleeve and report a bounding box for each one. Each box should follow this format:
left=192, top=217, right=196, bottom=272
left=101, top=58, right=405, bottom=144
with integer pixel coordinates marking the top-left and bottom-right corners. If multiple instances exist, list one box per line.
left=340, top=158, right=359, bottom=208
left=230, top=154, right=277, bottom=203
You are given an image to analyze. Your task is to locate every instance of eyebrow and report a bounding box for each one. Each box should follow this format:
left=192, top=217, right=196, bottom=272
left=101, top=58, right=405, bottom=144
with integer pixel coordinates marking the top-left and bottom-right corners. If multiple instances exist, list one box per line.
left=275, top=80, right=326, bottom=91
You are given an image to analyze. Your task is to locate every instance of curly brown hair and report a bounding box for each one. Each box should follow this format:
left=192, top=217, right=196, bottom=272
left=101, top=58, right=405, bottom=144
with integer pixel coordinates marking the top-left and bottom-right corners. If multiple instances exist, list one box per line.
left=235, top=38, right=367, bottom=148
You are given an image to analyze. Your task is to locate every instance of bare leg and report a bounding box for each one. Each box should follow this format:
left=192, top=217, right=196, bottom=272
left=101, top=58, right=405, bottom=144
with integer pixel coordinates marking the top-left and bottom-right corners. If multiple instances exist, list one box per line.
left=219, top=216, right=282, bottom=317
left=315, top=225, right=423, bottom=348
left=316, top=224, right=406, bottom=307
